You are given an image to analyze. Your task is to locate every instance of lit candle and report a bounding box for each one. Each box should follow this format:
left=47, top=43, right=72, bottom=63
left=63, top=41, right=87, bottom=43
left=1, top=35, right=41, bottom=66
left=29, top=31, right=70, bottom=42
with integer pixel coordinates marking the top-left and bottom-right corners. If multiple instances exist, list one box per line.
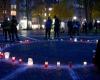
left=4, top=52, right=10, bottom=59
left=0, top=52, right=4, bottom=59
left=83, top=61, right=87, bottom=66
left=12, top=57, right=16, bottom=62
left=44, top=61, right=48, bottom=68
left=19, top=59, right=23, bottom=64
left=74, top=38, right=77, bottom=42
left=27, top=58, right=33, bottom=66
left=57, top=61, right=60, bottom=67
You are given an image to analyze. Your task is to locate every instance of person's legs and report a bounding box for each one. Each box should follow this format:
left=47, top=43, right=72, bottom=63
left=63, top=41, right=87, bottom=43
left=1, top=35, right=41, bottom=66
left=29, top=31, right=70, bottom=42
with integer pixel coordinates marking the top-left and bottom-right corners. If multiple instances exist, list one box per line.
left=15, top=30, right=19, bottom=41
left=45, top=28, right=48, bottom=39
left=4, top=30, right=7, bottom=41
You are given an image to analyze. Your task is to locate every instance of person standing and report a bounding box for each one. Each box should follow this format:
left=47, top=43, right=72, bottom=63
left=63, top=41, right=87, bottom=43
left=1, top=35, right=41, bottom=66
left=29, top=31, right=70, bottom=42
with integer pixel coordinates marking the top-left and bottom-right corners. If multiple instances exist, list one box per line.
left=67, top=20, right=73, bottom=37
left=94, top=20, right=98, bottom=34
left=10, top=16, right=19, bottom=41
left=45, top=17, right=52, bottom=39
left=54, top=16, right=60, bottom=38
left=1, top=17, right=11, bottom=41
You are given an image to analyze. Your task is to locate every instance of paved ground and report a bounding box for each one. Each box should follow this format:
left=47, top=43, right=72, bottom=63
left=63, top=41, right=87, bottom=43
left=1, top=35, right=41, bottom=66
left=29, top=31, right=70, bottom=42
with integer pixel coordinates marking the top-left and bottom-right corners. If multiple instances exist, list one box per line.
left=0, top=30, right=100, bottom=80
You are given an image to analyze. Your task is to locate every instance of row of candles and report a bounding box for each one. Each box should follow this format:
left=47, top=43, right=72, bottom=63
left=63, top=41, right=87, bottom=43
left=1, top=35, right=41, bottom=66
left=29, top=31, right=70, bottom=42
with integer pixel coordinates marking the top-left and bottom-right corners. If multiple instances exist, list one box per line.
left=0, top=52, right=88, bottom=68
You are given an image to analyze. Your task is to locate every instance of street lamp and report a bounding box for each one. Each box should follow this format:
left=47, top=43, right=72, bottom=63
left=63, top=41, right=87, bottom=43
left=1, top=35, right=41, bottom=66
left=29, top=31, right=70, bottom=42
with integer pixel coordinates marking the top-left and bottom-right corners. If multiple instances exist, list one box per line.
left=73, top=16, right=77, bottom=20
left=48, top=7, right=53, bottom=11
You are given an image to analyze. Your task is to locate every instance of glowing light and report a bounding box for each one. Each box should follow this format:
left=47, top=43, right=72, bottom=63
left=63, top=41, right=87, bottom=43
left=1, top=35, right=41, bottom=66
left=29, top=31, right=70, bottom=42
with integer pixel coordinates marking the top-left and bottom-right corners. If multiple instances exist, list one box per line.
left=87, top=40, right=90, bottom=42
left=48, top=7, right=53, bottom=11
left=73, top=16, right=77, bottom=20
left=44, top=61, right=48, bottom=68
left=19, top=59, right=23, bottom=64
left=83, top=61, right=87, bottom=66
left=61, top=39, right=63, bottom=41
left=96, top=40, right=98, bottom=43
left=4, top=52, right=10, bottom=59
left=12, top=57, right=16, bottom=62
left=44, top=13, right=47, bottom=17
left=0, top=52, right=3, bottom=58
left=97, top=20, right=100, bottom=23
left=74, top=38, right=77, bottom=42
left=43, top=19, right=46, bottom=22
left=11, top=10, right=16, bottom=16
left=32, top=24, right=40, bottom=29
left=57, top=61, right=60, bottom=67
left=28, top=58, right=33, bottom=66
left=19, top=41, right=23, bottom=43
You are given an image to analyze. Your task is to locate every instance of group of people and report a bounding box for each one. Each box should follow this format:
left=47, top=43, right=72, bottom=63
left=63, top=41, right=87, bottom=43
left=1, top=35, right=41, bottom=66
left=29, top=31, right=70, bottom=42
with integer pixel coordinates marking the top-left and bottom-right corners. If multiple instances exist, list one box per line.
left=1, top=16, right=19, bottom=41
left=45, top=16, right=60, bottom=39
left=67, top=19, right=100, bottom=37
left=82, top=20, right=99, bottom=34
left=67, top=20, right=80, bottom=37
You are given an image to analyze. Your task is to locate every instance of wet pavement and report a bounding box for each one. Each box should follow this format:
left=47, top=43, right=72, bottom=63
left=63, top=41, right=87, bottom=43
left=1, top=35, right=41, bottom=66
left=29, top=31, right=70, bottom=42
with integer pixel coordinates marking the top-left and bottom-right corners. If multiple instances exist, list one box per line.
left=0, top=30, right=100, bottom=80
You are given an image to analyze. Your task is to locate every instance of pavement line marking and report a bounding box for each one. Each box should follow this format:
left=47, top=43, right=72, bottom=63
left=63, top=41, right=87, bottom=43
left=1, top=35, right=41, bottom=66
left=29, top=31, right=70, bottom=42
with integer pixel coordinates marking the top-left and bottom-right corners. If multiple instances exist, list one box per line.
left=19, top=35, right=40, bottom=41
left=68, top=68, right=80, bottom=80
left=1, top=66, right=28, bottom=80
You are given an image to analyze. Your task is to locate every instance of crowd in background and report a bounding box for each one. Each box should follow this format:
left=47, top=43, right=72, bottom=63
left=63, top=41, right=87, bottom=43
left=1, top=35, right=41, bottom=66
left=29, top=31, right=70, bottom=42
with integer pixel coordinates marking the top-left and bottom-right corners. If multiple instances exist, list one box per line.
left=45, top=16, right=100, bottom=39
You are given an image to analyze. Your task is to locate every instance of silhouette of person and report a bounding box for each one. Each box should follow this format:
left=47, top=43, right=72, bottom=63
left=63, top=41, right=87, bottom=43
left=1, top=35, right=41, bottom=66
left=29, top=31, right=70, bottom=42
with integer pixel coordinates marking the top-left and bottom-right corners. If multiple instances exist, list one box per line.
left=1, top=17, right=11, bottom=41
left=45, top=17, right=52, bottom=39
left=10, top=16, right=19, bottom=41
left=54, top=16, right=60, bottom=38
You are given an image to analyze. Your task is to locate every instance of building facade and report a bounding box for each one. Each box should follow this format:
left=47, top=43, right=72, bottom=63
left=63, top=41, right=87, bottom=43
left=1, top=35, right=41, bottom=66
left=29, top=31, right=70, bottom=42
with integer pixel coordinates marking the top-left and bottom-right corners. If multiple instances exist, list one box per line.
left=0, top=0, right=11, bottom=21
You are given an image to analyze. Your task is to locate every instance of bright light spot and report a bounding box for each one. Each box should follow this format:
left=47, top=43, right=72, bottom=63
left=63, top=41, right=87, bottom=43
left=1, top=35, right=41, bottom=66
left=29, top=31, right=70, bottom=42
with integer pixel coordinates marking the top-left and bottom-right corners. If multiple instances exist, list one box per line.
left=74, top=38, right=77, bottom=42
left=8, top=18, right=10, bottom=21
left=83, top=61, right=87, bottom=66
left=32, top=24, right=40, bottom=29
left=43, top=19, right=46, bottom=22
left=44, top=61, right=48, bottom=68
left=87, top=40, right=90, bottom=42
left=19, top=41, right=23, bottom=43
left=12, top=57, right=16, bottom=62
left=61, top=22, right=65, bottom=28
left=73, top=16, right=77, bottom=20
left=44, top=13, right=47, bottom=16
left=48, top=7, right=53, bottom=11
left=61, top=39, right=63, bottom=41
left=4, top=52, right=10, bottom=59
left=19, top=59, right=23, bottom=63
left=96, top=40, right=98, bottom=43
left=53, top=19, right=55, bottom=24
left=57, top=61, right=60, bottom=67
left=97, top=20, right=100, bottom=23
left=0, top=52, right=4, bottom=58
left=42, top=25, right=45, bottom=29
left=27, top=58, right=33, bottom=66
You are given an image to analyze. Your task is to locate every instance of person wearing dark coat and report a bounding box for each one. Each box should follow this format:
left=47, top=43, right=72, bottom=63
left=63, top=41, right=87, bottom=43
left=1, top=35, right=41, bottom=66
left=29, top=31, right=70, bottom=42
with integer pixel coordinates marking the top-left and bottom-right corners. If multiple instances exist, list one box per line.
left=45, top=17, right=52, bottom=39
left=67, top=20, right=73, bottom=37
left=1, top=17, right=11, bottom=41
left=54, top=16, right=60, bottom=38
left=10, top=16, right=19, bottom=41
